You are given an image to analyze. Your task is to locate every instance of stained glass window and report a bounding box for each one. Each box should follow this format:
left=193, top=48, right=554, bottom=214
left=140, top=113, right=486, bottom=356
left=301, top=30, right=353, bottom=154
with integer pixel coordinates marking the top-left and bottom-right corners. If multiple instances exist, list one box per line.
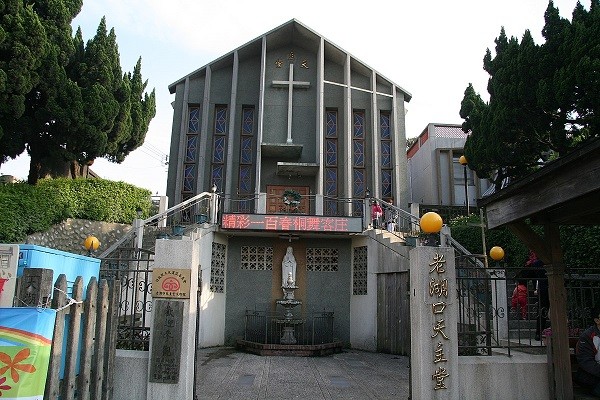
left=242, top=109, right=253, bottom=135
left=380, top=113, right=390, bottom=139
left=382, top=170, right=392, bottom=199
left=352, top=110, right=366, bottom=217
left=353, top=140, right=364, bottom=167
left=239, top=165, right=252, bottom=194
left=381, top=141, right=391, bottom=168
left=183, top=165, right=195, bottom=192
left=185, top=135, right=197, bottom=163
left=326, top=139, right=337, bottom=166
left=238, top=107, right=255, bottom=198
left=212, top=136, right=225, bottom=163
left=353, top=112, right=364, bottom=138
left=326, top=111, right=337, bottom=138
left=380, top=111, right=392, bottom=199
left=182, top=106, right=200, bottom=199
left=211, top=165, right=223, bottom=192
left=353, top=169, right=365, bottom=198
left=215, top=107, right=227, bottom=134
left=240, top=137, right=253, bottom=164
left=188, top=106, right=200, bottom=133
left=352, top=111, right=366, bottom=197
left=324, top=110, right=338, bottom=216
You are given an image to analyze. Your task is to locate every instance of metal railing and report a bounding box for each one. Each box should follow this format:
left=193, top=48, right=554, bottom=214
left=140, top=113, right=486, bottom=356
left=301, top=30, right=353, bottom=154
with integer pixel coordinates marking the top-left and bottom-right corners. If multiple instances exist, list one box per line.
left=99, top=191, right=215, bottom=259
left=455, top=260, right=600, bottom=356
left=100, top=247, right=154, bottom=350
left=242, top=310, right=336, bottom=345
left=369, top=197, right=420, bottom=237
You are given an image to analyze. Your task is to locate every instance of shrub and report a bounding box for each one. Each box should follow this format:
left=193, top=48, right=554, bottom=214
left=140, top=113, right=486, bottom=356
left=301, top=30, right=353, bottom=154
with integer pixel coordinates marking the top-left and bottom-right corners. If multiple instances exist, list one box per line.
left=0, top=178, right=152, bottom=243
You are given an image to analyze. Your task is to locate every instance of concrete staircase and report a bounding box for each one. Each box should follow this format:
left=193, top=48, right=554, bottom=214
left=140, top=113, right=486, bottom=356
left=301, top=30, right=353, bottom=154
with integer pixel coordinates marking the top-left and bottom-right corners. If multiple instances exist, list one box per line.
left=369, top=228, right=412, bottom=252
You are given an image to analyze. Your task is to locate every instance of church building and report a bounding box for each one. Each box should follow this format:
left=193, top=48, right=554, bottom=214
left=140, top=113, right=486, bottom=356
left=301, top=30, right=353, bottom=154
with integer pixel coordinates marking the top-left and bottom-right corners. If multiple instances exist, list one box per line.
left=166, top=19, right=412, bottom=352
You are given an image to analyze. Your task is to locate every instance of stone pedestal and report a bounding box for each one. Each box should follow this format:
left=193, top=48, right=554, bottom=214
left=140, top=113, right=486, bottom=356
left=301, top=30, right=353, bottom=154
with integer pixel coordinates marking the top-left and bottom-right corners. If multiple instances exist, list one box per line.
left=280, top=327, right=297, bottom=344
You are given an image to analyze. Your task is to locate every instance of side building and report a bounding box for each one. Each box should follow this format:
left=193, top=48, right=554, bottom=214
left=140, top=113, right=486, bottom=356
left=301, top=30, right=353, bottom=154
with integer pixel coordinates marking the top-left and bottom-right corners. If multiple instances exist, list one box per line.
left=407, top=123, right=492, bottom=216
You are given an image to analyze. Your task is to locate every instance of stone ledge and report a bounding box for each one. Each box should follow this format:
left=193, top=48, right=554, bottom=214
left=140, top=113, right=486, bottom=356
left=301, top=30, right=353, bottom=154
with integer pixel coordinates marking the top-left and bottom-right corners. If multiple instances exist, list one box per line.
left=236, top=339, right=344, bottom=357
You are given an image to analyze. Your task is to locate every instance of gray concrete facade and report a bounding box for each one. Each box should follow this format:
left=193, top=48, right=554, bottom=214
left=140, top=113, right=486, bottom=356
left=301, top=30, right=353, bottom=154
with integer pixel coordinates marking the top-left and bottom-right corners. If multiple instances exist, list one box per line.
left=167, top=19, right=411, bottom=208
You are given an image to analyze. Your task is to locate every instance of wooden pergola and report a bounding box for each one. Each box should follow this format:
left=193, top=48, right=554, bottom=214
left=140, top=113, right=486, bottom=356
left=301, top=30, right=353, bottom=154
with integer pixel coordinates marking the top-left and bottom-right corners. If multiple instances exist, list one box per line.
left=478, top=138, right=600, bottom=400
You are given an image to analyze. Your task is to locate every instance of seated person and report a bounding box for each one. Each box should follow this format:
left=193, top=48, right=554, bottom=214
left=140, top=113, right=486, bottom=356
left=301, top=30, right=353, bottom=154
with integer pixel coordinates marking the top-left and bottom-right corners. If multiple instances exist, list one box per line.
left=575, top=304, right=600, bottom=395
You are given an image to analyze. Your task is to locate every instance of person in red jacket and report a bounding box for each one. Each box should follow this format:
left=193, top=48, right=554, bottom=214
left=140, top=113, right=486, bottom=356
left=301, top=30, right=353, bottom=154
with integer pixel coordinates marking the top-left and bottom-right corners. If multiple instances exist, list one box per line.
left=575, top=304, right=600, bottom=395
left=371, top=201, right=383, bottom=229
left=511, top=280, right=528, bottom=320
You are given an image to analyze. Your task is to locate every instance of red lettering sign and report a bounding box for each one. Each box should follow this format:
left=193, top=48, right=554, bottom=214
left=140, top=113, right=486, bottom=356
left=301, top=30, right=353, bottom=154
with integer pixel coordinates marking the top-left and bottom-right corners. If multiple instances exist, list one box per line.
left=220, top=214, right=363, bottom=233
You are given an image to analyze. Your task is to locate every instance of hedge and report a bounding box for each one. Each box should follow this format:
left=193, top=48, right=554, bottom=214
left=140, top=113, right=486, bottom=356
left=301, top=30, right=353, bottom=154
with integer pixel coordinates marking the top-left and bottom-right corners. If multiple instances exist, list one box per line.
left=0, top=178, right=152, bottom=243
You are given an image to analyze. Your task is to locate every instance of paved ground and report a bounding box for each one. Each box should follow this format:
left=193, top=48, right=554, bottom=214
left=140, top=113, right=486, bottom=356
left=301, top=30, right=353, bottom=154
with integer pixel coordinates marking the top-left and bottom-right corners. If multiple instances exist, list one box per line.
left=195, top=347, right=410, bottom=400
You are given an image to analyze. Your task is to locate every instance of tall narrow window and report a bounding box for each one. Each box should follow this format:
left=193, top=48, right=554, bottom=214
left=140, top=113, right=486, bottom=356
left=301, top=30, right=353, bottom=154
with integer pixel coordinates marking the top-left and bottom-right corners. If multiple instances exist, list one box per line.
left=352, top=111, right=366, bottom=216
left=325, top=110, right=338, bottom=216
left=182, top=105, right=200, bottom=195
left=380, top=111, right=392, bottom=199
left=238, top=107, right=255, bottom=212
left=211, top=105, right=228, bottom=192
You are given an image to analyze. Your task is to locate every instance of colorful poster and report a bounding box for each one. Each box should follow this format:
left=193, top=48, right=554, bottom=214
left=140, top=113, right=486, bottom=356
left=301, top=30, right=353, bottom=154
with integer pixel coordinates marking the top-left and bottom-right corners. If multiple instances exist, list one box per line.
left=0, top=307, right=56, bottom=399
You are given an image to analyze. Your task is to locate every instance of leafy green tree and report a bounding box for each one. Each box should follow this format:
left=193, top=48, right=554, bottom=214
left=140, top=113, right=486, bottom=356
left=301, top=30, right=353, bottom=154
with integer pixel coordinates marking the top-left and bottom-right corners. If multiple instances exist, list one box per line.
left=0, top=0, right=47, bottom=162
left=460, top=0, right=600, bottom=188
left=0, top=2, right=155, bottom=184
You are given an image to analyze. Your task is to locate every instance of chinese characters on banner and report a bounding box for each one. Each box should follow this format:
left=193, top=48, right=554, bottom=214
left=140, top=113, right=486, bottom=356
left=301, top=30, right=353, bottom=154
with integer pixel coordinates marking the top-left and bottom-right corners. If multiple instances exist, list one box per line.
left=221, top=213, right=363, bottom=233
left=429, top=253, right=450, bottom=390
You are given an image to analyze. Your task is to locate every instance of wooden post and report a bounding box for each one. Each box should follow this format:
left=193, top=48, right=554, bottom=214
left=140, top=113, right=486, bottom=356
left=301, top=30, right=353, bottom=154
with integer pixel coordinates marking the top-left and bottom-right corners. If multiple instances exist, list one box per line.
left=78, top=278, right=98, bottom=400
left=44, top=274, right=68, bottom=400
left=90, top=279, right=110, bottom=400
left=546, top=223, right=573, bottom=400
left=62, top=276, right=84, bottom=399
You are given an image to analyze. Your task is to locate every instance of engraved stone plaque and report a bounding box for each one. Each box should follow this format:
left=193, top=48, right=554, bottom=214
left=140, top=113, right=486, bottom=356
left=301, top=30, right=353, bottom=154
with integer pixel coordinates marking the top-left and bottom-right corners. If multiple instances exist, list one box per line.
left=149, top=299, right=184, bottom=383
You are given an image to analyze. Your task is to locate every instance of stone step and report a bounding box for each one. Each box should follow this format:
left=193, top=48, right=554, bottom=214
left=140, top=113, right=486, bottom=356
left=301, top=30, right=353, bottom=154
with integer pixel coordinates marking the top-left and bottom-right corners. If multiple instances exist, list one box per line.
left=509, top=319, right=537, bottom=329
left=508, top=328, right=536, bottom=340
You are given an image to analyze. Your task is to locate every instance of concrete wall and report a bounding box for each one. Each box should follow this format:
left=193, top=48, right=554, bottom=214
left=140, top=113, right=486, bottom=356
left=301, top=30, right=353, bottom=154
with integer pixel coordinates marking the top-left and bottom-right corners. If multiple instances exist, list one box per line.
left=350, top=236, right=377, bottom=351
left=113, top=350, right=148, bottom=400
left=198, top=231, right=226, bottom=348
left=25, top=218, right=131, bottom=256
left=458, top=355, right=549, bottom=399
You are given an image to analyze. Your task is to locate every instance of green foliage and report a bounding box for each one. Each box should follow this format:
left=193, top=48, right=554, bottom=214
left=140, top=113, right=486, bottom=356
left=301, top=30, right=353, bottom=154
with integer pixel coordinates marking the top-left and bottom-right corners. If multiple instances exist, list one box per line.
left=0, top=4, right=155, bottom=184
left=0, top=178, right=151, bottom=242
left=561, top=225, right=600, bottom=269
left=461, top=1, right=600, bottom=189
left=448, top=215, right=600, bottom=269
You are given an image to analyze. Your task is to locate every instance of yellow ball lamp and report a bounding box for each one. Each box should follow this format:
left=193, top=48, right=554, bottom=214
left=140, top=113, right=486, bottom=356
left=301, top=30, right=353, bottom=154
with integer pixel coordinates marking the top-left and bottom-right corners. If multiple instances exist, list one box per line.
left=84, top=235, right=100, bottom=253
left=420, top=212, right=443, bottom=234
left=459, top=155, right=468, bottom=166
left=489, top=246, right=505, bottom=261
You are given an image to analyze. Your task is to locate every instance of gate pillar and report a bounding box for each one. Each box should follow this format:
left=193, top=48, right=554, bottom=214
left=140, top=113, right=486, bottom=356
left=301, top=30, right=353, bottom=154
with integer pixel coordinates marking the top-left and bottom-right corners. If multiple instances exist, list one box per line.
left=410, top=245, right=459, bottom=399
left=146, top=238, right=200, bottom=400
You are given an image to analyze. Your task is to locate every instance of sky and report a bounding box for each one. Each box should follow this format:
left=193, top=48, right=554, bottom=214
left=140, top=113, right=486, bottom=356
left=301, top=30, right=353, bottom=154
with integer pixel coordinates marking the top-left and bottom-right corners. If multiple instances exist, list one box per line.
left=0, top=0, right=583, bottom=196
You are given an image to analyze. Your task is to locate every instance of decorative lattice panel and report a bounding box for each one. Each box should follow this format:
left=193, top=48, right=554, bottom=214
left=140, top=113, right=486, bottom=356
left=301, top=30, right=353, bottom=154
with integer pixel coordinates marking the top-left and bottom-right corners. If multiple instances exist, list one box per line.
left=210, top=242, right=226, bottom=293
left=306, top=248, right=339, bottom=272
left=353, top=246, right=368, bottom=295
left=240, top=246, right=273, bottom=270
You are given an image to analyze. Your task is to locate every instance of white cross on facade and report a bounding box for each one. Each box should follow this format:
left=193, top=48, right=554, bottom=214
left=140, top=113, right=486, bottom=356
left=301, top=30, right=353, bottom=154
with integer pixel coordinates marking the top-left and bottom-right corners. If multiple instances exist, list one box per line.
left=272, top=63, right=310, bottom=144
